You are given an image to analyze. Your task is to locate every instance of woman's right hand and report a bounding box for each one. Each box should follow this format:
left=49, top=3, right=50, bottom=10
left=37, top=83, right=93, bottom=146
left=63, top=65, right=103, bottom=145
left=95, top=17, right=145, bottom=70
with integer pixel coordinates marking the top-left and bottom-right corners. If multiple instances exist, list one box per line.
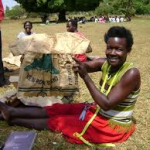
left=73, top=57, right=88, bottom=79
left=20, top=55, right=24, bottom=63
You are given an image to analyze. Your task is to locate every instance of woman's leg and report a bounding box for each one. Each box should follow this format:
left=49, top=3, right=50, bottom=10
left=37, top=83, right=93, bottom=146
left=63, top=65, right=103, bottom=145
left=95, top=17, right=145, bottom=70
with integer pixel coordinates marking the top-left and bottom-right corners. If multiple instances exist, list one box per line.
left=9, top=118, right=49, bottom=130
left=0, top=102, right=85, bottom=121
left=45, top=103, right=84, bottom=116
left=0, top=101, right=48, bottom=121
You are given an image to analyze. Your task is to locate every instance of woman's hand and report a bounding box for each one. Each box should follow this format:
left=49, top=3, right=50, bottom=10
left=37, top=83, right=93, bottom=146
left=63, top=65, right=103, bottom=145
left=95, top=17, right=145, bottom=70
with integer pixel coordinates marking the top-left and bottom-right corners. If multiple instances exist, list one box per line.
left=73, top=57, right=88, bottom=79
left=20, top=55, right=24, bottom=63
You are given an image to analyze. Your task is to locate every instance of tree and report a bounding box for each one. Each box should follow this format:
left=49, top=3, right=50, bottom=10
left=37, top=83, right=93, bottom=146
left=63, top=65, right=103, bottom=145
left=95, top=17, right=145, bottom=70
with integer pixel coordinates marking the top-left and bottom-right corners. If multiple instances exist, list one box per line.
left=5, top=6, right=10, bottom=14
left=95, top=0, right=113, bottom=16
left=5, top=5, right=26, bottom=19
left=95, top=0, right=136, bottom=17
left=15, top=0, right=101, bottom=22
left=133, top=0, right=150, bottom=14
left=113, top=0, right=135, bottom=17
left=95, top=0, right=150, bottom=16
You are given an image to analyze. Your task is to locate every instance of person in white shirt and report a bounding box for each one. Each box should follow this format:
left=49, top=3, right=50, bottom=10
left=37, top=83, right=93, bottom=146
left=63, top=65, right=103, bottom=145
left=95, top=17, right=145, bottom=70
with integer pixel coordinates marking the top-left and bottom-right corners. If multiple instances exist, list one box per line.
left=116, top=16, right=120, bottom=23
left=120, top=16, right=124, bottom=23
left=3, top=21, right=35, bottom=67
left=17, top=21, right=35, bottom=39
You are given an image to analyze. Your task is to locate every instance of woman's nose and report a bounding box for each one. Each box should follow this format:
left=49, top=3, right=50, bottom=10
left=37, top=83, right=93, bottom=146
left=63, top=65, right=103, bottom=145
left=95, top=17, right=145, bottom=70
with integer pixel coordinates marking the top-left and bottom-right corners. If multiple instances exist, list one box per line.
left=110, top=49, right=116, bottom=55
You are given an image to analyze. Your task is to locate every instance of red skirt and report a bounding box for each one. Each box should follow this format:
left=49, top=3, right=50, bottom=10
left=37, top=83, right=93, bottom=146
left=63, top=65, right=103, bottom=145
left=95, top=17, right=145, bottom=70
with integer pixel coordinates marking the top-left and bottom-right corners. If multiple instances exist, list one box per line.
left=45, top=103, right=135, bottom=144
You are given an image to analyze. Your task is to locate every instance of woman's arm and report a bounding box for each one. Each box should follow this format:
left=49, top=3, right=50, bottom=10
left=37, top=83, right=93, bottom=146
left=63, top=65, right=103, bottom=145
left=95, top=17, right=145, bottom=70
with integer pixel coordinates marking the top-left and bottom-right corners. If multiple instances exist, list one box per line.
left=84, top=68, right=140, bottom=110
left=79, top=57, right=106, bottom=73
left=74, top=59, right=141, bottom=111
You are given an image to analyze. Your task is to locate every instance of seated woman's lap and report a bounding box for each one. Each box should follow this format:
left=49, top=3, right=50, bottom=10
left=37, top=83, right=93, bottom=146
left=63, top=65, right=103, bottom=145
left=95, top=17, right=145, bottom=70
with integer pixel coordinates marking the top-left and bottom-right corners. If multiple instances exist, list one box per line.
left=45, top=103, right=85, bottom=116
left=46, top=106, right=135, bottom=144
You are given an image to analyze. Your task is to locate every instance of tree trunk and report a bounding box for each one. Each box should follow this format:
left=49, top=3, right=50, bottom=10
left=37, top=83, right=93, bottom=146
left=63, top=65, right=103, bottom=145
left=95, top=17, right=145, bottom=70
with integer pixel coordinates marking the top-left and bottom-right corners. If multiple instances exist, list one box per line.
left=58, top=10, right=66, bottom=22
left=41, top=14, right=48, bottom=23
left=126, top=0, right=133, bottom=17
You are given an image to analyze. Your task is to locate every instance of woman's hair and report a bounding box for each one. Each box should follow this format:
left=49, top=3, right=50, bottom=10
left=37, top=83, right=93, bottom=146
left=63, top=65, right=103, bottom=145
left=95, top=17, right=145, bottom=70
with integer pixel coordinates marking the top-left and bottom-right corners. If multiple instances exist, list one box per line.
left=104, top=26, right=133, bottom=52
left=68, top=19, right=78, bottom=30
left=24, top=21, right=33, bottom=29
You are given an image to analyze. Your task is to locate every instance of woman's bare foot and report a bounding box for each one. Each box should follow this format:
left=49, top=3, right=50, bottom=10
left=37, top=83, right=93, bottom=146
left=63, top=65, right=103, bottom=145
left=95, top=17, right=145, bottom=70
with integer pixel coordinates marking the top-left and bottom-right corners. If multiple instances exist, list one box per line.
left=0, top=101, right=11, bottom=121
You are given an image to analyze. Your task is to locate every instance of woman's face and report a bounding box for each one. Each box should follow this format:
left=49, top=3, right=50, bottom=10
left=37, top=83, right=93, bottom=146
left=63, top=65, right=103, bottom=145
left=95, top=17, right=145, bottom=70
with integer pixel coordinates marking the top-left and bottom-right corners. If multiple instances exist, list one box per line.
left=105, top=37, right=129, bottom=69
left=24, top=23, right=32, bottom=33
left=66, top=22, right=75, bottom=32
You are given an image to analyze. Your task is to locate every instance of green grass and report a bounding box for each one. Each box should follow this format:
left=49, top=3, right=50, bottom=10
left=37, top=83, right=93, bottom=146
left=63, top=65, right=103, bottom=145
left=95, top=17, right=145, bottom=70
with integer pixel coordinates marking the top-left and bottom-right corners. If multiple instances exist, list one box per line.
left=1, top=18, right=150, bottom=150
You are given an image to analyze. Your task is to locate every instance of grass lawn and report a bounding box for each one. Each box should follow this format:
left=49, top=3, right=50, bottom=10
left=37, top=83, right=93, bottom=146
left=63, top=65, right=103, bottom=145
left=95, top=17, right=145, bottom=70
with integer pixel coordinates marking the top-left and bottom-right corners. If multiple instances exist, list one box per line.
left=0, top=17, right=150, bottom=150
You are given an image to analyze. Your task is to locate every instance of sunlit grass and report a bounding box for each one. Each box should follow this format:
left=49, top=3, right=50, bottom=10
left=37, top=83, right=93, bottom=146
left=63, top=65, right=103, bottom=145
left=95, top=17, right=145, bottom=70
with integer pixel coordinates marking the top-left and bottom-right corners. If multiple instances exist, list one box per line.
left=0, top=17, right=150, bottom=150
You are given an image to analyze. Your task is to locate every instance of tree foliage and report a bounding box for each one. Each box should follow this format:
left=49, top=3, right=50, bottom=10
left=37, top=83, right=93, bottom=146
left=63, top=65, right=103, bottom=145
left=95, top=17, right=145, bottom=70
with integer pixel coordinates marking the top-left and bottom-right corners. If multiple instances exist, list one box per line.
left=15, top=0, right=100, bottom=13
left=15, top=0, right=100, bottom=21
left=95, top=0, right=113, bottom=16
left=133, top=0, right=150, bottom=14
left=5, top=5, right=26, bottom=19
left=95, top=0, right=150, bottom=16
left=95, top=0, right=135, bottom=16
left=15, top=0, right=100, bottom=12
left=13, top=0, right=150, bottom=21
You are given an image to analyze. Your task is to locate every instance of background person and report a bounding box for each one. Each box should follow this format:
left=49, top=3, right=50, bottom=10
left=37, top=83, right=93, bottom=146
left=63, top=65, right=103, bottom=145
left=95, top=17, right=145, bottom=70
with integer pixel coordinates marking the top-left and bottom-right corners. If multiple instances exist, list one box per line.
left=66, top=19, right=92, bottom=62
left=17, top=21, right=35, bottom=64
left=0, top=26, right=141, bottom=145
left=3, top=21, right=35, bottom=67
left=17, top=21, right=35, bottom=39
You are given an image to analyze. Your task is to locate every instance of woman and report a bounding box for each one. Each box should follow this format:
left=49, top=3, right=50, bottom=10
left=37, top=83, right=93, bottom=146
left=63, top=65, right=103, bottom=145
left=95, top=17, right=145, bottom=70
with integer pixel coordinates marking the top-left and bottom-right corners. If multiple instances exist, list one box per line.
left=3, top=21, right=35, bottom=67
left=66, top=19, right=92, bottom=62
left=0, top=26, right=141, bottom=145
left=17, top=21, right=35, bottom=39
left=18, top=21, right=35, bottom=64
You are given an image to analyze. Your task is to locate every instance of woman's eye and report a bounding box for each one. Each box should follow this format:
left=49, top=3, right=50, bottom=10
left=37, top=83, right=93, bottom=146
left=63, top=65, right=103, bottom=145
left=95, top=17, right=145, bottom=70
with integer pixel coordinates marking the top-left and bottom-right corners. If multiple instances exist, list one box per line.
left=117, top=48, right=123, bottom=51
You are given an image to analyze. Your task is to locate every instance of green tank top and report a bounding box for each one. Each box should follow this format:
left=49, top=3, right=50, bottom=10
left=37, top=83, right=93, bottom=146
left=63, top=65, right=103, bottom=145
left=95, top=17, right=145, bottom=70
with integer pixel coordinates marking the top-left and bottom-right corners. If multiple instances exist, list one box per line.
left=99, top=61, right=140, bottom=125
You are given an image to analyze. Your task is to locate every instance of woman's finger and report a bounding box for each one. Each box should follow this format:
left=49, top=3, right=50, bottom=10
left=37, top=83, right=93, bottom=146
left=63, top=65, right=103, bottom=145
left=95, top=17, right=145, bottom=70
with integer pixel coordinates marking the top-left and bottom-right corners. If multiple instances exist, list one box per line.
left=73, top=57, right=81, bottom=64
